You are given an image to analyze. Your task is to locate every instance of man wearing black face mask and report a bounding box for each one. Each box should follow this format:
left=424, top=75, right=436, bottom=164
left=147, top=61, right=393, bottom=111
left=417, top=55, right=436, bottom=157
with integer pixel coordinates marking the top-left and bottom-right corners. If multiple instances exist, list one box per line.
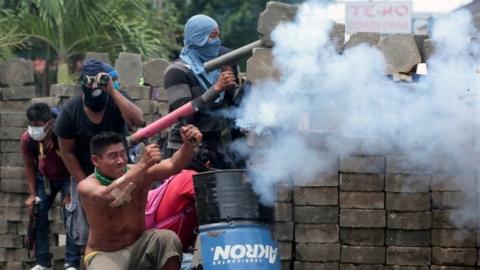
left=53, top=59, right=144, bottom=246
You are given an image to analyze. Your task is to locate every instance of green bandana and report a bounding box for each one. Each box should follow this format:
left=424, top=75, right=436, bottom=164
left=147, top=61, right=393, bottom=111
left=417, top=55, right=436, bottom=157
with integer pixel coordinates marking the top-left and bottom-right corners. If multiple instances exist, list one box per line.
left=94, top=167, right=128, bottom=186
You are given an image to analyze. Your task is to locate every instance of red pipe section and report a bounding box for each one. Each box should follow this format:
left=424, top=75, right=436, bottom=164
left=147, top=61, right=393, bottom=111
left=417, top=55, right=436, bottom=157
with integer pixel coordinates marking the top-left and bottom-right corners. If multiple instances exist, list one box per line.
left=128, top=102, right=197, bottom=146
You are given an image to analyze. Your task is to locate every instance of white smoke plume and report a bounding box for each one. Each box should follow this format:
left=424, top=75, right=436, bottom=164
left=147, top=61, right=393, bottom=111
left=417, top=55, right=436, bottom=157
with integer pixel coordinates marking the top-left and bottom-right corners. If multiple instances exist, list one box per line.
left=230, top=2, right=480, bottom=205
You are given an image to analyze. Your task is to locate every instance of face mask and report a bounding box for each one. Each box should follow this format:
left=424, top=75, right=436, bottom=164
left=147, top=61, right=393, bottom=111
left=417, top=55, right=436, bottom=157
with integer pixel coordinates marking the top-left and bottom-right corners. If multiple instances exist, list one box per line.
left=82, top=85, right=108, bottom=112
left=28, top=125, right=47, bottom=141
left=195, top=38, right=222, bottom=61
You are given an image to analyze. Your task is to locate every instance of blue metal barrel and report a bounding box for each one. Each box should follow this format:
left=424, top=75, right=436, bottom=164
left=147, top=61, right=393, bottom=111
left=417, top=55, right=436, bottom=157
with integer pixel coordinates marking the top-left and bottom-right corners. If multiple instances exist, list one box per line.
left=198, top=221, right=281, bottom=270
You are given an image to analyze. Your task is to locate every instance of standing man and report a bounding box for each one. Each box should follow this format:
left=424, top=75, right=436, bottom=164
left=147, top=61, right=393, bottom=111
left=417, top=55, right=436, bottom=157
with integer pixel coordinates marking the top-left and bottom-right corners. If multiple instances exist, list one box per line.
left=79, top=125, right=202, bottom=269
left=163, top=14, right=238, bottom=169
left=54, top=59, right=145, bottom=246
left=21, top=103, right=82, bottom=270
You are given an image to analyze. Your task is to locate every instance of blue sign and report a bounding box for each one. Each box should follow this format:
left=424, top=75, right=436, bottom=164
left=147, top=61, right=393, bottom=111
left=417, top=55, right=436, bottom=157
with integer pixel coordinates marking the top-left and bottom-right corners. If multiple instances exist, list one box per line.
left=199, top=222, right=281, bottom=270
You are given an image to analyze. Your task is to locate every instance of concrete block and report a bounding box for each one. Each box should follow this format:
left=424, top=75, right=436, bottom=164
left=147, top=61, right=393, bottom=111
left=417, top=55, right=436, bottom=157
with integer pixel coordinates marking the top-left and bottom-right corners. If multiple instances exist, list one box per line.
left=340, top=228, right=385, bottom=247
left=339, top=155, right=385, bottom=174
left=345, top=32, right=381, bottom=50
left=423, top=39, right=434, bottom=63
left=387, top=212, right=431, bottom=230
left=377, top=34, right=421, bottom=74
left=5, top=262, right=23, bottom=270
left=115, top=52, right=143, bottom=87
left=30, top=96, right=62, bottom=107
left=414, top=35, right=429, bottom=63
left=431, top=229, right=476, bottom=248
left=0, top=179, right=28, bottom=194
left=1, top=86, right=37, bottom=100
left=295, top=262, right=339, bottom=270
left=50, top=84, right=81, bottom=97
left=385, top=174, right=430, bottom=193
left=386, top=229, right=430, bottom=247
left=0, top=58, right=34, bottom=87
left=296, top=243, right=340, bottom=262
left=294, top=187, right=338, bottom=206
left=340, top=174, right=384, bottom=192
left=340, top=209, right=385, bottom=228
left=330, top=23, right=345, bottom=54
left=386, top=247, right=431, bottom=266
left=275, top=203, right=292, bottom=222
left=432, top=210, right=476, bottom=229
left=246, top=47, right=281, bottom=84
left=152, top=87, right=168, bottom=102
left=386, top=155, right=430, bottom=174
left=0, top=141, right=21, bottom=153
left=124, top=86, right=150, bottom=100
left=0, top=127, right=24, bottom=140
left=294, top=206, right=338, bottom=224
left=133, top=100, right=159, bottom=114
left=431, top=173, right=475, bottom=191
left=0, top=101, right=30, bottom=114
left=0, top=235, right=23, bottom=248
left=143, top=59, right=170, bottom=88
left=432, top=247, right=476, bottom=266
left=0, top=113, right=27, bottom=127
left=295, top=224, right=339, bottom=243
left=276, top=182, right=293, bottom=202
left=157, top=101, right=169, bottom=116
left=84, top=52, right=111, bottom=65
left=0, top=221, right=6, bottom=234
left=278, top=241, right=292, bottom=260
left=341, top=246, right=385, bottom=264
left=273, top=222, right=294, bottom=241
left=386, top=193, right=430, bottom=212
left=294, top=171, right=338, bottom=187
left=257, top=1, right=297, bottom=47
left=430, top=266, right=474, bottom=270
left=384, top=266, right=428, bottom=270
left=13, top=248, right=34, bottom=262
left=1, top=153, right=23, bottom=166
left=0, top=193, right=27, bottom=207
left=341, top=264, right=384, bottom=270
left=431, top=191, right=475, bottom=210
left=340, top=192, right=384, bottom=209
left=6, top=206, right=29, bottom=221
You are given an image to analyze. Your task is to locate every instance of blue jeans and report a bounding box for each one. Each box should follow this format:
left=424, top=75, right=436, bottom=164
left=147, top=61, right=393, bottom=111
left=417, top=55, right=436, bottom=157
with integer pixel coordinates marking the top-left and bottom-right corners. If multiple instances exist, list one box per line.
left=35, top=174, right=82, bottom=268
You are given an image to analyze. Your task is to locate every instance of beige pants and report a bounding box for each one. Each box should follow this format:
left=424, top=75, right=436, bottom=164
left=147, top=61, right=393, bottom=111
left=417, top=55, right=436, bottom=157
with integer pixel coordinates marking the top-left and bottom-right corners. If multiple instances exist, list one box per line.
left=85, top=229, right=182, bottom=270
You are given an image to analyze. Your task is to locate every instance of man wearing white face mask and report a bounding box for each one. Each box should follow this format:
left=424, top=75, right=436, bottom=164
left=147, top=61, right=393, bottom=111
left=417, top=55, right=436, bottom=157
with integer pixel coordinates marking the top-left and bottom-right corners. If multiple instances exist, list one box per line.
left=21, top=103, right=82, bottom=270
left=163, top=14, right=238, bottom=169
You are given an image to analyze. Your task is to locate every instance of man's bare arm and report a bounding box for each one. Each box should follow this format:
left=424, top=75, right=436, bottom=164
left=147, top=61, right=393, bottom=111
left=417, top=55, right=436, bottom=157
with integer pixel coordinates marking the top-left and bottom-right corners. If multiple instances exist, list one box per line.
left=58, top=138, right=86, bottom=183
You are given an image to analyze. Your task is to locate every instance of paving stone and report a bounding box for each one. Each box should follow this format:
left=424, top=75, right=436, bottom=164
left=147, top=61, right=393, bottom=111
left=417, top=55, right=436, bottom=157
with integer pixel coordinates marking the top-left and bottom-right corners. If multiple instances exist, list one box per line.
left=50, top=84, right=81, bottom=97
left=387, top=211, right=431, bottom=230
left=386, top=155, right=430, bottom=174
left=339, top=174, right=384, bottom=192
left=385, top=174, right=430, bottom=193
left=341, top=264, right=384, bottom=270
left=0, top=141, right=21, bottom=153
left=294, top=187, right=338, bottom=206
left=278, top=241, right=292, bottom=260
left=431, top=191, right=475, bottom=210
left=386, top=193, right=430, bottom=212
left=432, top=247, right=476, bottom=266
left=431, top=173, right=476, bottom=192
left=431, top=229, right=476, bottom=248
left=340, top=228, right=385, bottom=246
left=386, top=229, right=430, bottom=247
left=124, top=86, right=150, bottom=100
left=115, top=52, right=143, bottom=87
left=386, top=247, right=431, bottom=266
left=30, top=96, right=62, bottom=107
left=0, top=113, right=27, bottom=127
left=377, top=34, right=421, bottom=74
left=1, top=153, right=23, bottom=166
left=0, top=101, right=31, bottom=114
left=276, top=182, right=293, bottom=202
left=133, top=100, right=159, bottom=114
left=294, top=171, right=338, bottom=187
left=340, top=209, right=385, bottom=228
left=340, top=192, right=384, bottom=209
left=257, top=1, right=297, bottom=47
left=143, top=58, right=170, bottom=88
left=384, top=266, right=428, bottom=270
left=341, top=246, right=385, bottom=264
left=295, top=262, right=339, bottom=270
left=294, top=206, right=338, bottom=224
left=0, top=179, right=28, bottom=194
left=423, top=39, right=434, bottom=63
left=1, top=86, right=38, bottom=100
left=0, top=235, right=23, bottom=248
left=273, top=222, right=294, bottom=241
left=295, top=224, right=339, bottom=243
left=246, top=47, right=281, bottom=84
left=0, top=127, right=24, bottom=140
left=275, top=203, right=292, bottom=222
left=330, top=23, right=345, bottom=54
left=0, top=58, right=34, bottom=87
left=339, top=155, right=385, bottom=174
left=296, top=243, right=340, bottom=262
left=432, top=210, right=476, bottom=229
left=430, top=266, right=475, bottom=270
left=345, top=32, right=381, bottom=50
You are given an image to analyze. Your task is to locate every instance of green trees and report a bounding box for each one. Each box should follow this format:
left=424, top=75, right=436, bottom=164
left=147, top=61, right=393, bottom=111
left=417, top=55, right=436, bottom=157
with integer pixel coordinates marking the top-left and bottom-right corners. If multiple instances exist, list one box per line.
left=1, top=0, right=178, bottom=83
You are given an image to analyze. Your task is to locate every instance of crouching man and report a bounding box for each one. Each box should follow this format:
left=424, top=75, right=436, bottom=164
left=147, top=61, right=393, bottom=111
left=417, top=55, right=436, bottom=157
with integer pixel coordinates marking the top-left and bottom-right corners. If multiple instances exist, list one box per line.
left=78, top=125, right=202, bottom=270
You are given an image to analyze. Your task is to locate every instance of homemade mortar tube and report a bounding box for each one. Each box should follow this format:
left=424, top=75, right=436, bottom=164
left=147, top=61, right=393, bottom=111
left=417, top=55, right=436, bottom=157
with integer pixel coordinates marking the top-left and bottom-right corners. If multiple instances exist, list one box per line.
left=204, top=40, right=262, bottom=72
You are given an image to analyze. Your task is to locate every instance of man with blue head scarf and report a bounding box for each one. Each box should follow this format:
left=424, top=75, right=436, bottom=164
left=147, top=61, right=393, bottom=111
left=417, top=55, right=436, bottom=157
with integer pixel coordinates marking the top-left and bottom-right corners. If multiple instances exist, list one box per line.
left=163, top=14, right=238, bottom=169
left=53, top=59, right=145, bottom=248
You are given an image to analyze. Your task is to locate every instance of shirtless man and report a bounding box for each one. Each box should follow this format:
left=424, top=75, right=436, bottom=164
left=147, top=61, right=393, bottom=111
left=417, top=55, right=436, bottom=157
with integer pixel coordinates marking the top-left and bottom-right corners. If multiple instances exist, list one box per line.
left=78, top=125, right=202, bottom=270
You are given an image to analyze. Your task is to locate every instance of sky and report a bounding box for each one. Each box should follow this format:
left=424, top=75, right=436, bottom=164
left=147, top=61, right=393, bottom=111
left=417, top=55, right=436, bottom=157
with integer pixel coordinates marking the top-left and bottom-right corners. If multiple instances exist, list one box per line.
left=328, top=0, right=474, bottom=22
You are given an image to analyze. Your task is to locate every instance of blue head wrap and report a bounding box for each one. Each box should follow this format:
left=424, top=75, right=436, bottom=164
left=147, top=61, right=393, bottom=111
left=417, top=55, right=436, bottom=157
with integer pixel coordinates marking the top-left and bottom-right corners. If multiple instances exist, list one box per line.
left=180, top=15, right=223, bottom=100
left=102, top=63, right=120, bottom=90
left=80, top=60, right=106, bottom=77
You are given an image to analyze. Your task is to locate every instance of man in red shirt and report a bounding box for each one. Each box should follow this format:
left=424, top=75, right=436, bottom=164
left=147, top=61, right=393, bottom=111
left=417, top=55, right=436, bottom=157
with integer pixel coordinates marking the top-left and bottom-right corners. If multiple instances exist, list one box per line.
left=21, top=103, right=81, bottom=270
left=150, top=146, right=216, bottom=251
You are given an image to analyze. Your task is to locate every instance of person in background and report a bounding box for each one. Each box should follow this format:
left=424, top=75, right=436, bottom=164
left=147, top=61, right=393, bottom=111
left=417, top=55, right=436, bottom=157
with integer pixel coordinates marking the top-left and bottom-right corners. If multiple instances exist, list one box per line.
left=79, top=125, right=202, bottom=270
left=163, top=14, right=238, bottom=169
left=21, top=103, right=82, bottom=270
left=54, top=59, right=145, bottom=246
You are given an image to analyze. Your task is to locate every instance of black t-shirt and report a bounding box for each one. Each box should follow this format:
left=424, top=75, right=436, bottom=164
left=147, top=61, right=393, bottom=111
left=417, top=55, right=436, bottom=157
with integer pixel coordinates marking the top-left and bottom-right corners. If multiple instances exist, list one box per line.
left=54, top=92, right=129, bottom=175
